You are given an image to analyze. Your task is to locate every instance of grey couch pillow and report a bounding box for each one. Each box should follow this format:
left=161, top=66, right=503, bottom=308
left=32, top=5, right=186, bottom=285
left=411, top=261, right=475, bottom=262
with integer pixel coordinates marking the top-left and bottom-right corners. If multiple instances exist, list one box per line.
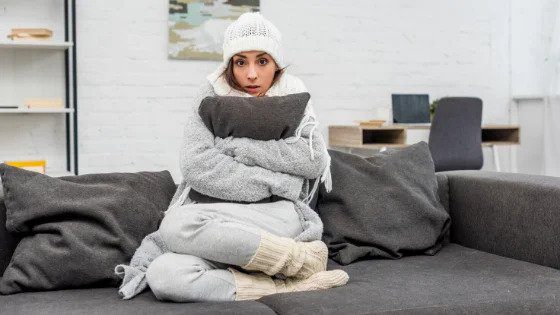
left=316, top=142, right=451, bottom=265
left=198, top=92, right=310, bottom=141
left=0, top=164, right=176, bottom=294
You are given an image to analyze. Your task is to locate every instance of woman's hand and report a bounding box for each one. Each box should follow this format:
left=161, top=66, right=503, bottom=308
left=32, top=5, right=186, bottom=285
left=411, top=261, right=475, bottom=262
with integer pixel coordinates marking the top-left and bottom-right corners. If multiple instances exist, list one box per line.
left=214, top=136, right=235, bottom=156
left=215, top=136, right=256, bottom=166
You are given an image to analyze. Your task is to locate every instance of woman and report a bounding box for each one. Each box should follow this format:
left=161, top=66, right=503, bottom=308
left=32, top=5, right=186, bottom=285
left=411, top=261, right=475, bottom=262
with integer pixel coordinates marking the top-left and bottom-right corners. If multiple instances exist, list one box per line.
left=145, top=12, right=348, bottom=302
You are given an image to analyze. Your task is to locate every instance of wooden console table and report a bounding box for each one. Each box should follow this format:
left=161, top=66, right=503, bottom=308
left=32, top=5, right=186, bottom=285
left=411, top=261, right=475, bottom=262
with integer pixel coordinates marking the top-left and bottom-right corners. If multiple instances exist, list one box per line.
left=328, top=124, right=520, bottom=171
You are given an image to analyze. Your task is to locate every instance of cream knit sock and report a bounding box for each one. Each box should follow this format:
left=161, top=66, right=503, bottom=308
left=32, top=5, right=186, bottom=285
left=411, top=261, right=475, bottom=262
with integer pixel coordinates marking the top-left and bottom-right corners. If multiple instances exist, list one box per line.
left=229, top=268, right=349, bottom=301
left=229, top=268, right=278, bottom=301
left=242, top=230, right=328, bottom=279
left=274, top=269, right=349, bottom=293
left=288, top=240, right=329, bottom=279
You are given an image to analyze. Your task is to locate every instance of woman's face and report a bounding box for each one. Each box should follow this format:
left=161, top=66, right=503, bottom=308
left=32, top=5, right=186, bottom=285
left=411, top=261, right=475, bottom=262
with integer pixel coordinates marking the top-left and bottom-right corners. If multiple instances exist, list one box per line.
left=231, top=50, right=277, bottom=97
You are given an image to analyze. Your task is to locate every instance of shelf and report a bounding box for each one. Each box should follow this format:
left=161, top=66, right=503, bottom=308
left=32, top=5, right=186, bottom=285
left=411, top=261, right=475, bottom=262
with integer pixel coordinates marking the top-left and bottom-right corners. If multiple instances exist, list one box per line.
left=329, top=124, right=520, bottom=149
left=0, top=108, right=74, bottom=114
left=48, top=171, right=75, bottom=177
left=331, top=143, right=408, bottom=149
left=0, top=41, right=73, bottom=50
left=512, top=95, right=544, bottom=101
left=0, top=166, right=75, bottom=178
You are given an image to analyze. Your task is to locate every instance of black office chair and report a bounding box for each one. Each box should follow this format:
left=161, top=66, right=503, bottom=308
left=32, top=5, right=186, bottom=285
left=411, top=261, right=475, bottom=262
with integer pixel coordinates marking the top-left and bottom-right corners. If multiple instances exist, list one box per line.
left=428, top=97, right=483, bottom=172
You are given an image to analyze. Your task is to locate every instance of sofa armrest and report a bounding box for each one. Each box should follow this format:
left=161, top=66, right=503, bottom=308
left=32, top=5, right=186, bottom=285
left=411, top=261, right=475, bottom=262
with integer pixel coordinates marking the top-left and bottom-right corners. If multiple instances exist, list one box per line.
left=441, top=170, right=560, bottom=270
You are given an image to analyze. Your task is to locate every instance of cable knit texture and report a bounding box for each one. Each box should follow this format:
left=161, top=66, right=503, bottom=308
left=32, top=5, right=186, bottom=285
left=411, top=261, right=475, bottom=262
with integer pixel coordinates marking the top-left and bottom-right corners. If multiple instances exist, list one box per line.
left=288, top=240, right=329, bottom=279
left=229, top=268, right=349, bottom=301
left=207, top=12, right=284, bottom=86
left=242, top=230, right=328, bottom=279
left=222, top=12, right=283, bottom=67
left=229, top=268, right=277, bottom=301
left=274, top=270, right=349, bottom=293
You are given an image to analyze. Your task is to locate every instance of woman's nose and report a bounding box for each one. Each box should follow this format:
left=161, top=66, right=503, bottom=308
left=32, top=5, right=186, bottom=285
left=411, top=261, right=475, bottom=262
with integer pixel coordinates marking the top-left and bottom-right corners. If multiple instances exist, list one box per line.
left=247, top=65, right=257, bottom=80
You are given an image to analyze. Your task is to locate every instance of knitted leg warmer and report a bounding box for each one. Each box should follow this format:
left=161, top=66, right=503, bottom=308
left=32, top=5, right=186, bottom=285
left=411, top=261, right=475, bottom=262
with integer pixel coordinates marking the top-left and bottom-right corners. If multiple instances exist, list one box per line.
left=242, top=230, right=328, bottom=279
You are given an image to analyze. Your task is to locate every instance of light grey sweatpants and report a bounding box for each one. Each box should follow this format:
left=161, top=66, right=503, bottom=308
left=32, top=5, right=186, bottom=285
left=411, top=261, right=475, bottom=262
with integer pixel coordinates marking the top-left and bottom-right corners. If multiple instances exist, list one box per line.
left=146, top=200, right=303, bottom=302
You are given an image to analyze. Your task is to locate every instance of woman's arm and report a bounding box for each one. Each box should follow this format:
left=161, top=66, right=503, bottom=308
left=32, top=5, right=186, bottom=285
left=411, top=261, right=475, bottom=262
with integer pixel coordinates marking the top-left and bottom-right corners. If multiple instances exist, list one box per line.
left=214, top=94, right=329, bottom=179
left=180, top=84, right=304, bottom=202
left=214, top=122, right=328, bottom=179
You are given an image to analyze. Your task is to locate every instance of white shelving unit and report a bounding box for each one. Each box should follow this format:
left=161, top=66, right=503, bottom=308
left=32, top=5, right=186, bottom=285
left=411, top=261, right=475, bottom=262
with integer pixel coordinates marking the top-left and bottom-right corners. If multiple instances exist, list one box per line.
left=0, top=41, right=73, bottom=50
left=0, top=108, right=74, bottom=114
left=0, top=0, right=78, bottom=176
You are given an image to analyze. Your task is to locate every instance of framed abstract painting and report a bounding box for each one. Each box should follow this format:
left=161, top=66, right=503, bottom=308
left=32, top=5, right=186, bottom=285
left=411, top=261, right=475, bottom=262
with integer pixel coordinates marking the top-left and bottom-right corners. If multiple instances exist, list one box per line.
left=168, top=0, right=260, bottom=60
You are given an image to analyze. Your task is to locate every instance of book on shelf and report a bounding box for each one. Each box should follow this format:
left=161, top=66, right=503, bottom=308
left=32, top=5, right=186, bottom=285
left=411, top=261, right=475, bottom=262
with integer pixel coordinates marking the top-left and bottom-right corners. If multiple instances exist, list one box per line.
left=354, top=119, right=387, bottom=128
left=7, top=28, right=53, bottom=41
left=22, top=98, right=63, bottom=109
left=3, top=160, right=46, bottom=174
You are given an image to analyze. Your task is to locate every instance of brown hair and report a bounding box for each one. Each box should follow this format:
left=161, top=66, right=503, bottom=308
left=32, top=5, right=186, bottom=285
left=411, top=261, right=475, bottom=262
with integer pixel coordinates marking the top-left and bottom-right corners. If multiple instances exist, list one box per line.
left=223, top=57, right=286, bottom=94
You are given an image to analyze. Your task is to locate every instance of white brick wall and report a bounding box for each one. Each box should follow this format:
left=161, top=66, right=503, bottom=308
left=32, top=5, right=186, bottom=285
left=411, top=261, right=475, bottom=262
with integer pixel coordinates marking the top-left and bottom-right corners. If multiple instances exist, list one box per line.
left=4, top=0, right=546, bottom=179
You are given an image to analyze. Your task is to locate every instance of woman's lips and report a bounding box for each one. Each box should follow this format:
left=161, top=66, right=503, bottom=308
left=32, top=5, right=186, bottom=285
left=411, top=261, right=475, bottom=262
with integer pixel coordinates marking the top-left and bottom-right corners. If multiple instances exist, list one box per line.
left=245, top=85, right=260, bottom=93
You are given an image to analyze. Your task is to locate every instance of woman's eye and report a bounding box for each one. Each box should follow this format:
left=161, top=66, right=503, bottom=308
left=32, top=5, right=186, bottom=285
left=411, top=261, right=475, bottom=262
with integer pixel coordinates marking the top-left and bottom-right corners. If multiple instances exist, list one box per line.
left=235, top=59, right=245, bottom=66
left=259, top=58, right=268, bottom=65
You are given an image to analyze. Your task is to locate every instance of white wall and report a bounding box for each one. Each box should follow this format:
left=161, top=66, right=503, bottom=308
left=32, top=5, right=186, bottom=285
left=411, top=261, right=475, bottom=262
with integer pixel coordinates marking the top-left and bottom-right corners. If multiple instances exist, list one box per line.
left=510, top=0, right=557, bottom=175
left=4, top=0, right=544, bottom=180
left=76, top=0, right=518, bottom=181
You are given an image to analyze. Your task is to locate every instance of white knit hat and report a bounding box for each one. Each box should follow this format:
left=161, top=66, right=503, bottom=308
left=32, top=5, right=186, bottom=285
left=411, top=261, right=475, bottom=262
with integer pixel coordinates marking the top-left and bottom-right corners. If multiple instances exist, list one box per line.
left=207, top=12, right=284, bottom=84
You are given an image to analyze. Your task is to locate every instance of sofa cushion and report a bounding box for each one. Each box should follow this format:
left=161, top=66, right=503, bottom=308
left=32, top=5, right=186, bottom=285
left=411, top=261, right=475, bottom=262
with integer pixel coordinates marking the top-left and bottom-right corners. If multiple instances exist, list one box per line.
left=0, top=164, right=176, bottom=294
left=4, top=244, right=560, bottom=314
left=0, top=286, right=275, bottom=315
left=316, top=142, right=451, bottom=265
left=258, top=243, right=560, bottom=314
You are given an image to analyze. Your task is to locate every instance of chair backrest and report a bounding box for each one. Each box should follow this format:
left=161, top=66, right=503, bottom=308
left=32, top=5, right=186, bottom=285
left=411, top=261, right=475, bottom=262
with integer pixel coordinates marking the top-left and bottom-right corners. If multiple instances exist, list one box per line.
left=428, top=97, right=483, bottom=172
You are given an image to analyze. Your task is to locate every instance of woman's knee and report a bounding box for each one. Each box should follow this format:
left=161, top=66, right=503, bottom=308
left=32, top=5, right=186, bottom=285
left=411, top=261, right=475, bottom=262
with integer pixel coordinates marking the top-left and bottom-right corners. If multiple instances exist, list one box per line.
left=146, top=253, right=210, bottom=302
left=159, top=208, right=214, bottom=251
left=146, top=253, right=177, bottom=300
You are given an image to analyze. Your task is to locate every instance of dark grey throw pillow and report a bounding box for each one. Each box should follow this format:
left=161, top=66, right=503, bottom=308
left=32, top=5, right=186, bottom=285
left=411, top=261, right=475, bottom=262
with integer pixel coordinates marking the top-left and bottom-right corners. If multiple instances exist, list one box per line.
left=198, top=92, right=310, bottom=141
left=316, top=142, right=451, bottom=265
left=0, top=164, right=176, bottom=294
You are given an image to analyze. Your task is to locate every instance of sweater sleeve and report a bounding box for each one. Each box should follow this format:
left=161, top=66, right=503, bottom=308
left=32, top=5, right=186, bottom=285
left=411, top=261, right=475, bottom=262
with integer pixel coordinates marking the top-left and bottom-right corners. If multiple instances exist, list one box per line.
left=179, top=84, right=304, bottom=202
left=214, top=122, right=328, bottom=179
left=214, top=93, right=329, bottom=180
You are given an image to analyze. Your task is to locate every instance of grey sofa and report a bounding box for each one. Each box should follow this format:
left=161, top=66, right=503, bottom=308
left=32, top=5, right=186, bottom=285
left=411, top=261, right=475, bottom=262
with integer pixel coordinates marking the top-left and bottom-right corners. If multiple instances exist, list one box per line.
left=2, top=170, right=560, bottom=314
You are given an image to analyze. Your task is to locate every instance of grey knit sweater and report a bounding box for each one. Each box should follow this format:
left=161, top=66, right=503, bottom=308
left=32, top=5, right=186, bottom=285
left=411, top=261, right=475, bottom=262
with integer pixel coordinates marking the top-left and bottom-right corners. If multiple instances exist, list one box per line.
left=115, top=72, right=332, bottom=299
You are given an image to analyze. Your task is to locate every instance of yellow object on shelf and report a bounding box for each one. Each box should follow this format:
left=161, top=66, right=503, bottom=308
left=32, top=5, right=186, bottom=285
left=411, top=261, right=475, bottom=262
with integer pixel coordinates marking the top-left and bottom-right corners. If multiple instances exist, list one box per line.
left=7, top=28, right=53, bottom=41
left=23, top=98, right=63, bottom=109
left=355, top=119, right=387, bottom=128
left=4, top=160, right=46, bottom=174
